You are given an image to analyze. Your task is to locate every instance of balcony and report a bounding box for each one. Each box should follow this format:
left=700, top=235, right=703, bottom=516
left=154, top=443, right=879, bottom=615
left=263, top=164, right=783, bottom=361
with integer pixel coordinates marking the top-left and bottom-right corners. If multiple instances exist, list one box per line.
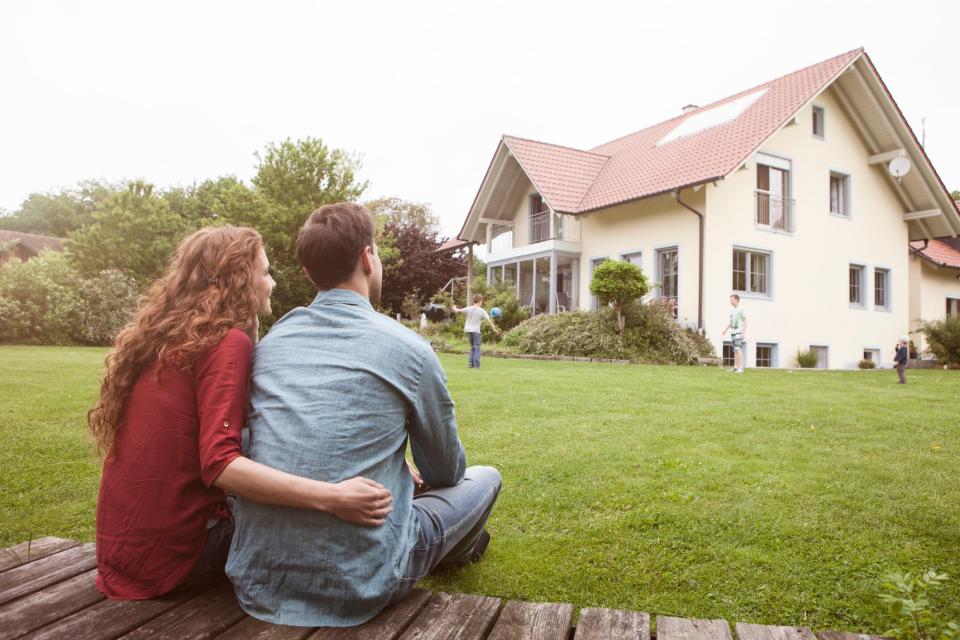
left=755, top=190, right=796, bottom=233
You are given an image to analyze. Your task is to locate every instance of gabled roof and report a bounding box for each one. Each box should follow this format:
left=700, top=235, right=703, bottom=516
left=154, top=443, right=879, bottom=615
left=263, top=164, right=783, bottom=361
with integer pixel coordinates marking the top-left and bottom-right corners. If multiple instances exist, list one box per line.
left=910, top=238, right=960, bottom=270
left=0, top=230, right=65, bottom=255
left=461, top=48, right=960, bottom=242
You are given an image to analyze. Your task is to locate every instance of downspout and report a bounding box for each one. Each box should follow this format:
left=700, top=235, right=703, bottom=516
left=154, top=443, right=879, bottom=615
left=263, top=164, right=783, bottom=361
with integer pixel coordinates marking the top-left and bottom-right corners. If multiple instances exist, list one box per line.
left=672, top=189, right=704, bottom=331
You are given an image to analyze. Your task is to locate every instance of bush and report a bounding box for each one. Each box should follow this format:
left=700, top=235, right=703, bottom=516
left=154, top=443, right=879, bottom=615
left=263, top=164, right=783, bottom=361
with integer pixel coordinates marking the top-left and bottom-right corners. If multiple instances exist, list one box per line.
left=858, top=359, right=877, bottom=369
left=501, top=300, right=713, bottom=364
left=0, top=252, right=141, bottom=345
left=879, top=569, right=960, bottom=640
left=795, top=349, right=818, bottom=368
left=589, top=260, right=649, bottom=331
left=920, top=315, right=960, bottom=367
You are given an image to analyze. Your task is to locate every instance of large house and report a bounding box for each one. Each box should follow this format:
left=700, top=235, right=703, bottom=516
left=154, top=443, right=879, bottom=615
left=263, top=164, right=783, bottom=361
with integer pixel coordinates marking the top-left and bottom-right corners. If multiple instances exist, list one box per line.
left=455, top=48, right=960, bottom=369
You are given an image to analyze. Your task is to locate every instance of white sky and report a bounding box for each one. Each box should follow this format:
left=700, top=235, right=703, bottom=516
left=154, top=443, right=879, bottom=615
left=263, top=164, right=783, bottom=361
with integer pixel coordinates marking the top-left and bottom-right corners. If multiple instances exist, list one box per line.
left=1, top=0, right=957, bottom=238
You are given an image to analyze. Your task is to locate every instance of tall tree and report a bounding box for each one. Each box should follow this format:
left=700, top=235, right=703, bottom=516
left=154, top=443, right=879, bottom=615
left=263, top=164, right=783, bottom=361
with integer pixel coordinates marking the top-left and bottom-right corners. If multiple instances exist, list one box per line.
left=67, top=181, right=187, bottom=285
left=0, top=181, right=115, bottom=237
left=365, top=197, right=439, bottom=233
left=379, top=220, right=468, bottom=315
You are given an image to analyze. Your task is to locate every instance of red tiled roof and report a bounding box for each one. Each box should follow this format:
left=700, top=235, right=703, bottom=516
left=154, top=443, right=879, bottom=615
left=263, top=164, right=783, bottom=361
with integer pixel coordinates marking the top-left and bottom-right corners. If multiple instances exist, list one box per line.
left=0, top=230, right=65, bottom=255
left=910, top=239, right=960, bottom=269
left=501, top=49, right=863, bottom=214
left=435, top=238, right=473, bottom=253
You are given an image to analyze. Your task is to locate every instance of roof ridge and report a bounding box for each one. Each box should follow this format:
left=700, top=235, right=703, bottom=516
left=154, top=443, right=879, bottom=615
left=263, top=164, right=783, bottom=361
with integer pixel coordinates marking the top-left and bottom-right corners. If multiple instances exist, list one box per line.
left=503, top=134, right=610, bottom=159
left=589, top=47, right=864, bottom=153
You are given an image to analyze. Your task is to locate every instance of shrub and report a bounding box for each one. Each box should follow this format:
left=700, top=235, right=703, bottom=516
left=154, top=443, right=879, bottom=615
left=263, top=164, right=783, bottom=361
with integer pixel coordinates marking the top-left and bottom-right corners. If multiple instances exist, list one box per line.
left=589, top=261, right=649, bottom=331
left=879, top=569, right=960, bottom=640
left=795, top=349, right=818, bottom=368
left=77, top=269, right=141, bottom=345
left=858, top=358, right=877, bottom=369
left=501, top=300, right=713, bottom=364
left=920, top=315, right=960, bottom=367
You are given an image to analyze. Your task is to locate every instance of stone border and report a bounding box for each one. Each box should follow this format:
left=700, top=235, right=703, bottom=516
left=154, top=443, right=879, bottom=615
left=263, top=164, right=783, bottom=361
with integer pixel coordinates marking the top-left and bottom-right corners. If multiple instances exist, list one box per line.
left=432, top=345, right=720, bottom=367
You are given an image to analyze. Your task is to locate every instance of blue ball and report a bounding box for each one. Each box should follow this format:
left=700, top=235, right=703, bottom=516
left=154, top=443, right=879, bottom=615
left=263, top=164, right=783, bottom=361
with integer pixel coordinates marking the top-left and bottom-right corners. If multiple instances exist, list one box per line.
left=490, top=307, right=502, bottom=319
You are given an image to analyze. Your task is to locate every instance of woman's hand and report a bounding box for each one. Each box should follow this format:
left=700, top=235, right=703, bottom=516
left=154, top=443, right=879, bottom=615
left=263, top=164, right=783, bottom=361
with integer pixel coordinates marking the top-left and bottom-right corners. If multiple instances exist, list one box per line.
left=329, top=477, right=393, bottom=526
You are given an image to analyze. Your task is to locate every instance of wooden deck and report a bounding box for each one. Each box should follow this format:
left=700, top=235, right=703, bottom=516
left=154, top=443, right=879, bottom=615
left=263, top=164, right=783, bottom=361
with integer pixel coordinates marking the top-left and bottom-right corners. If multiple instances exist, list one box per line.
left=0, top=537, right=881, bottom=640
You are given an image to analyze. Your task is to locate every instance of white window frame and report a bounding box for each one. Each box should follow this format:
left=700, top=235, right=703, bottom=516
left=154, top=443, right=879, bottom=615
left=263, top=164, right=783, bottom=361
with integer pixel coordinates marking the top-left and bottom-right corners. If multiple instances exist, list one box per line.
left=812, top=105, right=825, bottom=139
left=829, top=170, right=852, bottom=218
left=722, top=341, right=735, bottom=368
left=863, top=348, right=881, bottom=365
left=620, top=249, right=643, bottom=270
left=732, top=246, right=772, bottom=298
left=655, top=245, right=680, bottom=317
left=755, top=342, right=778, bottom=368
left=948, top=297, right=960, bottom=318
left=809, top=344, right=830, bottom=369
left=755, top=152, right=795, bottom=235
left=849, top=264, right=866, bottom=309
left=590, top=256, right=608, bottom=310
left=873, top=267, right=891, bottom=312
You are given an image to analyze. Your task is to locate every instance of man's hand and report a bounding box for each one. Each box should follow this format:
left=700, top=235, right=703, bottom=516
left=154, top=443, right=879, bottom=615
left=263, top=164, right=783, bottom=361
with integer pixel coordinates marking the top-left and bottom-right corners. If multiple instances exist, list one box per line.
left=407, top=460, right=429, bottom=495
left=329, top=477, right=393, bottom=526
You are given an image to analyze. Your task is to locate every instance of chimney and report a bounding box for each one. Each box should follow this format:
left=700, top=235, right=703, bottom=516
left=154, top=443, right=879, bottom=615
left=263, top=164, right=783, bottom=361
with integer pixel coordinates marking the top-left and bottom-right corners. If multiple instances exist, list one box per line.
left=682, top=104, right=699, bottom=113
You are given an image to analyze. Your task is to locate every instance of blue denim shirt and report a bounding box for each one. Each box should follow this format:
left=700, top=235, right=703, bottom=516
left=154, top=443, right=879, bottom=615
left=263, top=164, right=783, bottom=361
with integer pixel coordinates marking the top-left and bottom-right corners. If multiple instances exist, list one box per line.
left=226, top=289, right=466, bottom=627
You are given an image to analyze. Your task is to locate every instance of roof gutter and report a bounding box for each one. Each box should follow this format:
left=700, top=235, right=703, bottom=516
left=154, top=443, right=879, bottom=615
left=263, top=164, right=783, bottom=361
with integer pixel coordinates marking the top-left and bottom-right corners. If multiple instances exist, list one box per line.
left=672, top=189, right=704, bottom=331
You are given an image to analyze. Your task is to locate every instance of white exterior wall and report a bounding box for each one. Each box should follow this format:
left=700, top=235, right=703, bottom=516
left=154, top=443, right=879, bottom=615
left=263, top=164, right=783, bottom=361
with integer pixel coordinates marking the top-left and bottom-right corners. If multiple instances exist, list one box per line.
left=909, top=255, right=960, bottom=354
left=704, top=87, right=910, bottom=368
left=576, top=192, right=702, bottom=324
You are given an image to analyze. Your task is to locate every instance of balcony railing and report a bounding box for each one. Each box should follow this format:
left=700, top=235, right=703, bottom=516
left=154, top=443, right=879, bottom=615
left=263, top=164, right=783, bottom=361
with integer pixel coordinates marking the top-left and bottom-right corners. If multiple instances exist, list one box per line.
left=528, top=210, right=581, bottom=243
left=755, top=190, right=796, bottom=233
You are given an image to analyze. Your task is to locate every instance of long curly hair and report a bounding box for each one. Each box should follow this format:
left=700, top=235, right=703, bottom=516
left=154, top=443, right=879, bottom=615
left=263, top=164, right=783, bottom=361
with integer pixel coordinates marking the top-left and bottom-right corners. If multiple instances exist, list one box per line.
left=88, top=225, right=264, bottom=454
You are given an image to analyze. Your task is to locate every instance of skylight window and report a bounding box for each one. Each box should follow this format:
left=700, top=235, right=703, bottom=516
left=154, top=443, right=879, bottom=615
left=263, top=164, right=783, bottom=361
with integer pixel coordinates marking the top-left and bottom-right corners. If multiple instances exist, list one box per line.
left=657, top=89, right=768, bottom=145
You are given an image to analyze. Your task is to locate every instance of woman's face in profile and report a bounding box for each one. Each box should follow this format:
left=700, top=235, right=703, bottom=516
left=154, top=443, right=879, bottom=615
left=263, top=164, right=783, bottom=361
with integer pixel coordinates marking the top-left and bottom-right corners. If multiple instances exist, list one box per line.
left=253, top=248, right=276, bottom=317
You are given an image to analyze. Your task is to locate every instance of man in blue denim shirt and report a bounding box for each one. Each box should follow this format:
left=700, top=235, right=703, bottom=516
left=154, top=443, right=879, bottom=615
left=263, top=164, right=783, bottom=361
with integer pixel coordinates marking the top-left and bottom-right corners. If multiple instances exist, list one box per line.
left=226, top=203, right=501, bottom=628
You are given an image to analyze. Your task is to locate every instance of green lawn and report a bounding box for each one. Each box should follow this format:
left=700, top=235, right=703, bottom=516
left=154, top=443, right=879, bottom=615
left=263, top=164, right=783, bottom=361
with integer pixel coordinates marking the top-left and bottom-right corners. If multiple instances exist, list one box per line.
left=2, top=346, right=958, bottom=632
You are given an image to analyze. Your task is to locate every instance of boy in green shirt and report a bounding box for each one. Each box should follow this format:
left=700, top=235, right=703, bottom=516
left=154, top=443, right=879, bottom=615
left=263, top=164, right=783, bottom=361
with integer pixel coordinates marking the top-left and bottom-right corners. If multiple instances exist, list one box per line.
left=721, top=294, right=747, bottom=373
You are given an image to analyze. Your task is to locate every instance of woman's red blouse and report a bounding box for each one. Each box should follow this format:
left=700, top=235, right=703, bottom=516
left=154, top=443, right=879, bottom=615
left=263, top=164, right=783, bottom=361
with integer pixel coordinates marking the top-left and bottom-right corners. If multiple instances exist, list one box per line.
left=96, top=329, right=251, bottom=599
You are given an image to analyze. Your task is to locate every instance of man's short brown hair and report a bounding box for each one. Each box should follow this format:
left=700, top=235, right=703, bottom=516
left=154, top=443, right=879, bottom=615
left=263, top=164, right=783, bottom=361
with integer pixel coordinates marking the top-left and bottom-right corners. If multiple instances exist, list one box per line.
left=296, top=203, right=375, bottom=290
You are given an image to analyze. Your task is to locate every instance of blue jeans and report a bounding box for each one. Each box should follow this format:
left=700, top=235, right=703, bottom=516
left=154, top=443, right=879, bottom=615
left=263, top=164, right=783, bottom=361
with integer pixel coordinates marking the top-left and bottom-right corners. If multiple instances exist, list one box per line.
left=388, top=466, right=501, bottom=604
left=467, top=332, right=482, bottom=368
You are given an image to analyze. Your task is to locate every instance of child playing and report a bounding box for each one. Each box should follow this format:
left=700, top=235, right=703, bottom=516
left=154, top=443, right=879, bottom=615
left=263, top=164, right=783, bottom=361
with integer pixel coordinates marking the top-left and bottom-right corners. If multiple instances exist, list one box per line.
left=894, top=335, right=909, bottom=384
left=453, top=294, right=500, bottom=369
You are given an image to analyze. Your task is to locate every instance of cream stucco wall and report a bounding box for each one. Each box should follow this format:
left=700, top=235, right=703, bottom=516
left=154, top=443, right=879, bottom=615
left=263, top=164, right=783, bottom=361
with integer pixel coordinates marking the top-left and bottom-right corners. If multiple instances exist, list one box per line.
left=704, top=87, right=910, bottom=368
left=909, top=255, right=960, bottom=354
left=576, top=192, right=702, bottom=324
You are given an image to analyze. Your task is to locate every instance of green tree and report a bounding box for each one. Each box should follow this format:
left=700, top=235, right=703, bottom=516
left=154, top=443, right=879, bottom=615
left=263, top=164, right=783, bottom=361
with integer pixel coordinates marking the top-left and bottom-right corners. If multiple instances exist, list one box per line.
left=589, top=260, right=649, bottom=331
left=0, top=181, right=115, bottom=237
left=251, top=139, right=369, bottom=326
left=67, top=181, right=188, bottom=285
left=365, top=196, right=439, bottom=232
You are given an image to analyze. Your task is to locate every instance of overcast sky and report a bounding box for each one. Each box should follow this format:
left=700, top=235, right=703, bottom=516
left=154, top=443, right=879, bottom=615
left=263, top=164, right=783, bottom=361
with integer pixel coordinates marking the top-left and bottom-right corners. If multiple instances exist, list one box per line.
left=1, top=0, right=957, bottom=237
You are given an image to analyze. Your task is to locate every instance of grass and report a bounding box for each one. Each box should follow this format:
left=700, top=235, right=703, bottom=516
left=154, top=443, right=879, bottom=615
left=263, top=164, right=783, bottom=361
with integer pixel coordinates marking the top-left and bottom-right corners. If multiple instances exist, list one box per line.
left=2, top=345, right=959, bottom=632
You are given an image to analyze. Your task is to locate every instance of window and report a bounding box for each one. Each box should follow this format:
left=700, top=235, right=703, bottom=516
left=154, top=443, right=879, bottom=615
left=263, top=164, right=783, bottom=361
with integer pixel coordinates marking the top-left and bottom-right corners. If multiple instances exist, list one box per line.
left=590, top=257, right=608, bottom=310
left=622, top=251, right=642, bottom=268
left=656, top=247, right=679, bottom=318
left=948, top=298, right=960, bottom=318
left=849, top=265, right=865, bottom=307
left=756, top=155, right=793, bottom=232
left=756, top=343, right=776, bottom=368
left=812, top=106, right=825, bottom=138
left=830, top=172, right=850, bottom=217
left=722, top=342, right=735, bottom=367
left=732, top=249, right=770, bottom=296
left=863, top=349, right=880, bottom=363
left=529, top=194, right=550, bottom=243
left=810, top=345, right=829, bottom=369
left=874, top=268, right=890, bottom=310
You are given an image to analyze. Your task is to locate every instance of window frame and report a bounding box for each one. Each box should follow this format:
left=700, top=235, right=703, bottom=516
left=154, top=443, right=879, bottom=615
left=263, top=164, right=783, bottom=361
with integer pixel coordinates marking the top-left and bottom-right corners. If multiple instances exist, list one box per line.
left=722, top=341, right=735, bottom=368
left=809, top=344, right=830, bottom=369
left=863, top=348, right=881, bottom=365
left=731, top=247, right=772, bottom=298
left=655, top=245, right=680, bottom=317
left=829, top=170, right=852, bottom=218
left=948, top=297, right=960, bottom=318
left=873, top=267, right=891, bottom=311
left=755, top=152, right=795, bottom=234
left=812, top=105, right=825, bottom=139
left=589, top=256, right=608, bottom=311
left=755, top=342, right=778, bottom=368
left=849, top=263, right=866, bottom=309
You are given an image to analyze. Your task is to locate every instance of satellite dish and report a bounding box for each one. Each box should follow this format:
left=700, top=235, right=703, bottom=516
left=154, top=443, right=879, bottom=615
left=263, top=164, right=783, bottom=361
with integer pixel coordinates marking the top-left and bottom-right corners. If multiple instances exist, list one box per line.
left=888, top=155, right=911, bottom=180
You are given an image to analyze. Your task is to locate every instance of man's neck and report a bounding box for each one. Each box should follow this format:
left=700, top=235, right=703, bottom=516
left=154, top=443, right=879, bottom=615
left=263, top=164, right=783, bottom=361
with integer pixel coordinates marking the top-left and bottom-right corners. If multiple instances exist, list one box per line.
left=329, top=277, right=370, bottom=302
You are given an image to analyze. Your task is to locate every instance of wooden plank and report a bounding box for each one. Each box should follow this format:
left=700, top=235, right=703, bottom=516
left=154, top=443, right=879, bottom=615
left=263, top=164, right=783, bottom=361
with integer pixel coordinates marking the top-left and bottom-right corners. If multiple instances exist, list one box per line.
left=213, top=617, right=314, bottom=640
left=486, top=600, right=573, bottom=640
left=119, top=583, right=245, bottom=639
left=306, top=589, right=433, bottom=640
left=0, top=568, right=103, bottom=640
left=736, top=624, right=816, bottom=640
left=574, top=608, right=650, bottom=640
left=0, top=544, right=96, bottom=606
left=818, top=632, right=888, bottom=640
left=396, top=592, right=502, bottom=640
left=0, top=539, right=79, bottom=574
left=21, top=591, right=193, bottom=640
left=656, top=616, right=732, bottom=640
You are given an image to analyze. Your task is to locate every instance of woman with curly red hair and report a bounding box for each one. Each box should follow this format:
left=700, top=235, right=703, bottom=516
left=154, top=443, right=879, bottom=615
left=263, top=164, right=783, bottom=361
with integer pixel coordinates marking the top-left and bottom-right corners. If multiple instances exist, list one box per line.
left=90, top=225, right=393, bottom=599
